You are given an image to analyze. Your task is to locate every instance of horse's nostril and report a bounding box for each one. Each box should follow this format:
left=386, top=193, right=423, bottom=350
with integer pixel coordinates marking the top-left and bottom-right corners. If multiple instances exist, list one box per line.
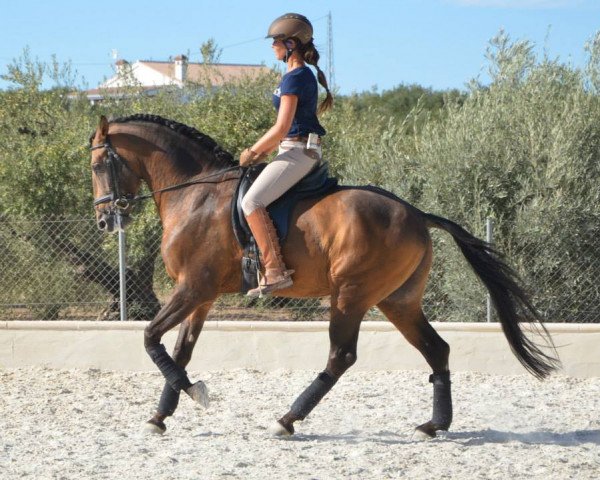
left=97, top=219, right=107, bottom=231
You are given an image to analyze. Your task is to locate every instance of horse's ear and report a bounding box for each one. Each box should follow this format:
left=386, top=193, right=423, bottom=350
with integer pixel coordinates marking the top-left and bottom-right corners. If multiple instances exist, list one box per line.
left=99, top=115, right=109, bottom=137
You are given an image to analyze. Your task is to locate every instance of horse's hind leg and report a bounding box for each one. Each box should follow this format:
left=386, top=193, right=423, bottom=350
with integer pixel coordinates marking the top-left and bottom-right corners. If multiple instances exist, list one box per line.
left=273, top=286, right=365, bottom=436
left=377, top=296, right=452, bottom=439
left=146, top=303, right=212, bottom=434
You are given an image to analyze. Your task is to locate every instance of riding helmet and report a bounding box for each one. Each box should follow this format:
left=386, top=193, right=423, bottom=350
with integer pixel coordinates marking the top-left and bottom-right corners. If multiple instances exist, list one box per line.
left=266, top=13, right=313, bottom=45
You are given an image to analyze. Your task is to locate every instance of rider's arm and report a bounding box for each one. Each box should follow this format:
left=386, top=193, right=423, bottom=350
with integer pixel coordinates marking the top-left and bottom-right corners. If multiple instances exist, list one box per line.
left=250, top=94, right=298, bottom=156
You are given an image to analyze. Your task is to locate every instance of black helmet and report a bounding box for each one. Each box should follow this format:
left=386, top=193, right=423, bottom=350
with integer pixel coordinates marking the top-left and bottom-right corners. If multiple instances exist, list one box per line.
left=266, top=13, right=313, bottom=45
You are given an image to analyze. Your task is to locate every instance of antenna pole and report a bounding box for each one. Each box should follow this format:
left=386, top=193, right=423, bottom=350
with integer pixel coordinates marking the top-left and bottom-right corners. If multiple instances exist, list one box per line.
left=327, top=11, right=335, bottom=90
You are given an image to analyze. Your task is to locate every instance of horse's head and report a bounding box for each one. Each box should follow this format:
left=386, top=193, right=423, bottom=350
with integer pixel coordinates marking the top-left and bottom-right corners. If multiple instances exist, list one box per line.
left=90, top=115, right=141, bottom=232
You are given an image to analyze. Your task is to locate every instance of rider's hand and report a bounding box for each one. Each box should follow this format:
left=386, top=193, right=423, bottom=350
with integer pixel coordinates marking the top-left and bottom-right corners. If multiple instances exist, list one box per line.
left=240, top=148, right=266, bottom=167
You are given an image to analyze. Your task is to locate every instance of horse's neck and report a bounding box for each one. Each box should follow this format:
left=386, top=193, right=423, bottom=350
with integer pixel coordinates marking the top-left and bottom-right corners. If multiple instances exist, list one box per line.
left=136, top=141, right=214, bottom=190
left=140, top=150, right=202, bottom=193
left=142, top=154, right=232, bottom=221
left=112, top=124, right=236, bottom=225
left=158, top=171, right=238, bottom=237
left=113, top=124, right=221, bottom=191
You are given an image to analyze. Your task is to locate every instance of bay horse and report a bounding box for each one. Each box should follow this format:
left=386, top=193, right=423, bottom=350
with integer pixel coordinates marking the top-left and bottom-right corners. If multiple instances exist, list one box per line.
left=90, top=114, right=558, bottom=438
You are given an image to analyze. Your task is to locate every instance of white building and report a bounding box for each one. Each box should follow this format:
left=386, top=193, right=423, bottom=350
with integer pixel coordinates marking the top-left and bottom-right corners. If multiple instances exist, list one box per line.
left=84, top=55, right=270, bottom=103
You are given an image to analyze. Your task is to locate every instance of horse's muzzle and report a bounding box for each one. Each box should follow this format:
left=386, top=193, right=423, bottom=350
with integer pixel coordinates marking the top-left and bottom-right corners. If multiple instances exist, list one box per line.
left=97, top=212, right=131, bottom=233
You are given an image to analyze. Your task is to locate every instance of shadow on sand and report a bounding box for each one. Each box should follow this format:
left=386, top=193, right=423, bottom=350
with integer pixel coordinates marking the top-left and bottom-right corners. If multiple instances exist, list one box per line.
left=445, top=428, right=600, bottom=446
left=284, top=429, right=411, bottom=445
left=278, top=429, right=600, bottom=447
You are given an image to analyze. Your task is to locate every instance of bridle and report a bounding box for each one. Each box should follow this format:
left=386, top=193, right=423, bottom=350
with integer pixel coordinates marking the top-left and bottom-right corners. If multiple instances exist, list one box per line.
left=91, top=138, right=136, bottom=212
left=90, top=137, right=241, bottom=214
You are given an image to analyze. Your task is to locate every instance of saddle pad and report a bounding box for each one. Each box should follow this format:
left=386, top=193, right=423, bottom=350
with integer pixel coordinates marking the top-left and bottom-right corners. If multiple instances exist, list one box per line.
left=231, top=161, right=338, bottom=248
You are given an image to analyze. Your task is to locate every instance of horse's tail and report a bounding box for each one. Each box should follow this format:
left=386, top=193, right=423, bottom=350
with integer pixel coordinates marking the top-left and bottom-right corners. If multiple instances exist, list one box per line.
left=424, top=212, right=560, bottom=379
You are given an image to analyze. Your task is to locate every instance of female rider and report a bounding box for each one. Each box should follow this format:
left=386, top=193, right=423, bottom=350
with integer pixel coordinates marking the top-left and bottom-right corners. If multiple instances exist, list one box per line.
left=240, top=12, right=333, bottom=297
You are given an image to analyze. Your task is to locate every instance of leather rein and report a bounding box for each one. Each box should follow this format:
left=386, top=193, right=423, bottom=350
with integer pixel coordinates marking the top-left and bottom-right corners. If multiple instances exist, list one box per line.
left=90, top=138, right=240, bottom=213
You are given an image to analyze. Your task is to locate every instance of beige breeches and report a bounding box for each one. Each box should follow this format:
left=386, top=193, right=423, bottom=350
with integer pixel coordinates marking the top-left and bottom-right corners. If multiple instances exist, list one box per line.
left=241, top=140, right=321, bottom=215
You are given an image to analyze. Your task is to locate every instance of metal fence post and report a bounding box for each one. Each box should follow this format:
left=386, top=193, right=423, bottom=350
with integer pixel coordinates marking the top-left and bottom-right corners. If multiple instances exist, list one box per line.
left=117, top=216, right=127, bottom=322
left=486, top=217, right=494, bottom=322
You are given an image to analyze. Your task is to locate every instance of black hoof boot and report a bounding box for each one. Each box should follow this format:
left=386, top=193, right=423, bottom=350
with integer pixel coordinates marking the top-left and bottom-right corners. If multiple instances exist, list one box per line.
left=415, top=372, right=453, bottom=440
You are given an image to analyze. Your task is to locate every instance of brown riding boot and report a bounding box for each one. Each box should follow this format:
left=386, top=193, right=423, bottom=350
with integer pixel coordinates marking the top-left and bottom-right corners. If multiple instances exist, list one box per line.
left=245, top=207, right=294, bottom=297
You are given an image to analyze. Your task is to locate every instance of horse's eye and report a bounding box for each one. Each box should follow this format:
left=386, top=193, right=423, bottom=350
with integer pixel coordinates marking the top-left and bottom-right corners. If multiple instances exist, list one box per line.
left=92, top=163, right=105, bottom=173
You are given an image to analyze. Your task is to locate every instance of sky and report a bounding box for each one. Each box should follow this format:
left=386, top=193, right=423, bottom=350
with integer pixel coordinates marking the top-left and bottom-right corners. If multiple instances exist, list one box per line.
left=0, top=0, right=599, bottom=94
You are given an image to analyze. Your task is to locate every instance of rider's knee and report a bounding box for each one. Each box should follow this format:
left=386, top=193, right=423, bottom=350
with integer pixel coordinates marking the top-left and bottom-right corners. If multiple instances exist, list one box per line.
left=241, top=195, right=263, bottom=216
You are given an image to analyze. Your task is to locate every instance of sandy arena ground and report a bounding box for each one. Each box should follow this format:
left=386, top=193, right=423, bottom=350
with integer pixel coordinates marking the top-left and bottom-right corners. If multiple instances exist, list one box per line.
left=1, top=367, right=599, bottom=479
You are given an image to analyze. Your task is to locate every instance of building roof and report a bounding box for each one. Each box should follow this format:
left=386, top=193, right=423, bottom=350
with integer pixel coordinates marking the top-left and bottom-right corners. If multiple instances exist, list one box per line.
left=79, top=56, right=272, bottom=101
left=138, top=60, right=269, bottom=86
left=80, top=85, right=162, bottom=100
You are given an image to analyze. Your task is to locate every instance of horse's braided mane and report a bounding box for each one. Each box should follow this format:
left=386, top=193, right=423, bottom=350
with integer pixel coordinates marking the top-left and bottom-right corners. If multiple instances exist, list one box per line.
left=111, top=113, right=236, bottom=166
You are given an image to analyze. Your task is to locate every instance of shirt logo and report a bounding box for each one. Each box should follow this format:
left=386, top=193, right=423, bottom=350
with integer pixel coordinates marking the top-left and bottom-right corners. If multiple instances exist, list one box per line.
left=273, top=87, right=281, bottom=97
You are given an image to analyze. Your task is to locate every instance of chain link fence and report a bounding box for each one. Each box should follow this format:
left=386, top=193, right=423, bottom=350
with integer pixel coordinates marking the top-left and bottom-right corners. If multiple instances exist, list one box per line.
left=1, top=215, right=598, bottom=322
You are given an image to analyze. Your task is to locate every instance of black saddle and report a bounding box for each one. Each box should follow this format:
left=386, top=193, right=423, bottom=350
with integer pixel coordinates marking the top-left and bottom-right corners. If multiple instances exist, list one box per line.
left=231, top=161, right=338, bottom=293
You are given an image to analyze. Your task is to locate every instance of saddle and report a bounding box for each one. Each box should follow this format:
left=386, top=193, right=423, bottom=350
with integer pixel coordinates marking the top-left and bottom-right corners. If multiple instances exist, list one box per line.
left=231, top=161, right=338, bottom=293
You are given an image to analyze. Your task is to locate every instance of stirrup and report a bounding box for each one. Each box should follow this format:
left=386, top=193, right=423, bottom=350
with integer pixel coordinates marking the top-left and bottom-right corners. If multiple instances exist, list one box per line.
left=246, top=270, right=294, bottom=298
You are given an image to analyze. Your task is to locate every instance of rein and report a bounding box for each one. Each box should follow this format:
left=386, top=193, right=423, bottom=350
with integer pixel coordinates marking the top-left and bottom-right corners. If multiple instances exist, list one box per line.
left=90, top=139, right=240, bottom=212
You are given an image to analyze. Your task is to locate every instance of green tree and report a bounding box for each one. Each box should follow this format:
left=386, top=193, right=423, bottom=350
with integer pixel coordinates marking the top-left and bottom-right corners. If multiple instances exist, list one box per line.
left=200, top=38, right=222, bottom=64
left=412, top=30, right=600, bottom=321
left=0, top=49, right=162, bottom=320
left=3, top=31, right=600, bottom=323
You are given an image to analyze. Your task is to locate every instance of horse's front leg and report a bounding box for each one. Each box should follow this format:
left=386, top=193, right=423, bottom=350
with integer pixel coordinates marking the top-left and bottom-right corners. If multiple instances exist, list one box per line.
left=144, top=285, right=214, bottom=411
left=146, top=302, right=212, bottom=434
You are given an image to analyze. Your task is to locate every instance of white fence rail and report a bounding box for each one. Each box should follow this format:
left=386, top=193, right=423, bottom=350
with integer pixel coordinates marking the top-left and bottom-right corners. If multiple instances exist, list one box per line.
left=1, top=321, right=598, bottom=377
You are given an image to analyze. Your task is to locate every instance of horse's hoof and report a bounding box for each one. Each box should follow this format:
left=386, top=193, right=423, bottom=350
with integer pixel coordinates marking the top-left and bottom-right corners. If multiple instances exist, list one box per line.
left=268, top=420, right=293, bottom=437
left=185, top=381, right=209, bottom=409
left=412, top=428, right=435, bottom=441
left=413, top=422, right=437, bottom=441
left=144, top=420, right=166, bottom=435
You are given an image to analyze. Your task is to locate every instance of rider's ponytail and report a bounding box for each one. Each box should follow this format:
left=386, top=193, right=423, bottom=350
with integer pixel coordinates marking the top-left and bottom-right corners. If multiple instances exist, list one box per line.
left=298, top=40, right=333, bottom=114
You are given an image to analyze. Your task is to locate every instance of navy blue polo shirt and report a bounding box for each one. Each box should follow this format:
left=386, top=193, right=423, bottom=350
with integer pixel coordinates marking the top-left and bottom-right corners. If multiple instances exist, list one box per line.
left=272, top=65, right=326, bottom=138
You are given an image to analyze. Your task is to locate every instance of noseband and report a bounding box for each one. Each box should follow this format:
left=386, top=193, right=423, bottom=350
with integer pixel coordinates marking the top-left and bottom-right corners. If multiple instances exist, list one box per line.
left=91, top=139, right=135, bottom=213
left=90, top=137, right=241, bottom=214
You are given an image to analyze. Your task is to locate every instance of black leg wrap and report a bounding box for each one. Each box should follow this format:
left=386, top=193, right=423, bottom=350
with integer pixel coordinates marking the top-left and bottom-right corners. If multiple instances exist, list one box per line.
left=290, top=371, right=338, bottom=420
left=157, top=382, right=181, bottom=417
left=146, top=343, right=192, bottom=392
left=430, top=372, right=452, bottom=430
